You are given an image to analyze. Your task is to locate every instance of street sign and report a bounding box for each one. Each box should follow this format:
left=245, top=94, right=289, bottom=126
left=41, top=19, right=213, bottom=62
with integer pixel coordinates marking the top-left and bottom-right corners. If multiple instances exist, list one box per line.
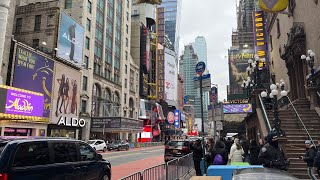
left=195, top=61, right=206, bottom=75
left=193, top=74, right=211, bottom=81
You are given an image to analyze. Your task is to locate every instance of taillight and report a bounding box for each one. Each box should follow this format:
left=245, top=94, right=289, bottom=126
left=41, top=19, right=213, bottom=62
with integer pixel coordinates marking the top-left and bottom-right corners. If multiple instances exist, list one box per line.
left=0, top=173, right=8, bottom=180
left=182, top=147, right=189, bottom=151
left=165, top=145, right=169, bottom=149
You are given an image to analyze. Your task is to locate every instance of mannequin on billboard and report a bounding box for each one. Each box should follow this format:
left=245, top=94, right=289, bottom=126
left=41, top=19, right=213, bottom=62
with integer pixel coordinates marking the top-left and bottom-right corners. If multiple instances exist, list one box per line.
left=68, top=23, right=77, bottom=62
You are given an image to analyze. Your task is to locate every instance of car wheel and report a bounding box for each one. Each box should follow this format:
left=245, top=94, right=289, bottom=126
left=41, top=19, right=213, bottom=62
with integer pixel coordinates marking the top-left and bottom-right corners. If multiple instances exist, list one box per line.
left=100, top=173, right=110, bottom=180
left=103, top=147, right=107, bottom=152
left=117, top=147, right=121, bottom=151
left=126, top=146, right=129, bottom=150
left=108, top=149, right=111, bottom=151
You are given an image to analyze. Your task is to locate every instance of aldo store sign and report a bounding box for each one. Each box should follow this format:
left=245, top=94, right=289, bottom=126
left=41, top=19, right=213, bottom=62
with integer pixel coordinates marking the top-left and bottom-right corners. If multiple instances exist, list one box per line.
left=57, top=116, right=86, bottom=127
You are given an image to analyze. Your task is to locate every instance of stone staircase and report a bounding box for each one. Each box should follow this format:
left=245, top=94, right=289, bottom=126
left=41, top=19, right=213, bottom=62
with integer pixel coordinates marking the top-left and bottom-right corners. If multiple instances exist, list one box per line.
left=267, top=98, right=320, bottom=179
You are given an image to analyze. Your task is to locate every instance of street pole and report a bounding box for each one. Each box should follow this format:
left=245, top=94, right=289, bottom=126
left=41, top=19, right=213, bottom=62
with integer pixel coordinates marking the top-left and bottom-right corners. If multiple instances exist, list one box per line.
left=200, top=75, right=206, bottom=175
left=213, top=102, right=217, bottom=142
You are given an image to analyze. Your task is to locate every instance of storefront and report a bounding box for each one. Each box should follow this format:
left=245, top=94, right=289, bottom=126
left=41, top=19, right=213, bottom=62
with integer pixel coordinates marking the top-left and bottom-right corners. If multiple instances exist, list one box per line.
left=0, top=85, right=48, bottom=137
left=91, top=117, right=143, bottom=142
left=47, top=117, right=85, bottom=139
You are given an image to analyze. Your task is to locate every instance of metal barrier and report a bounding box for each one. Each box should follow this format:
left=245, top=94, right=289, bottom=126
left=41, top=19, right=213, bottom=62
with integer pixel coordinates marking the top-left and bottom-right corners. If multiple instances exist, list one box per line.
left=119, top=153, right=194, bottom=180
left=119, top=172, right=142, bottom=180
left=142, top=164, right=166, bottom=180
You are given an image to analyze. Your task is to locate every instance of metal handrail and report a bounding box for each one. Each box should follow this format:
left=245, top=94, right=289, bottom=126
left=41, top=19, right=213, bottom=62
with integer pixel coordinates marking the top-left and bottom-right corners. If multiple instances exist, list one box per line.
left=258, top=94, right=272, bottom=131
left=287, top=96, right=316, bottom=147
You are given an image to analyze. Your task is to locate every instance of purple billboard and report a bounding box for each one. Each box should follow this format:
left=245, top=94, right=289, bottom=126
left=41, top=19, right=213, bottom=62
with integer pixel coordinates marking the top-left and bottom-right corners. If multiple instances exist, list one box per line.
left=223, top=104, right=252, bottom=114
left=12, top=45, right=54, bottom=118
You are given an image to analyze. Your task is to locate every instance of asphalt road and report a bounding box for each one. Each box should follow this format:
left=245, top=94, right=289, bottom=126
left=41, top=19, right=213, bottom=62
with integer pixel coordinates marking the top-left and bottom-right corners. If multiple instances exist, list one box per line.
left=101, top=147, right=164, bottom=166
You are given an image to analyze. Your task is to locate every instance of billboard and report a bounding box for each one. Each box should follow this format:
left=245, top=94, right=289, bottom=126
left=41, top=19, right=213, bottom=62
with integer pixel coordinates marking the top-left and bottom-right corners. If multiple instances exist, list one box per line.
left=140, top=25, right=150, bottom=97
left=210, top=86, right=218, bottom=104
left=0, top=85, right=44, bottom=117
left=51, top=63, right=81, bottom=125
left=57, top=11, right=84, bottom=67
left=12, top=45, right=54, bottom=118
left=164, top=48, right=177, bottom=102
left=174, top=110, right=180, bottom=128
left=258, top=0, right=288, bottom=12
left=253, top=11, right=268, bottom=69
left=223, top=104, right=252, bottom=114
left=228, top=49, right=254, bottom=94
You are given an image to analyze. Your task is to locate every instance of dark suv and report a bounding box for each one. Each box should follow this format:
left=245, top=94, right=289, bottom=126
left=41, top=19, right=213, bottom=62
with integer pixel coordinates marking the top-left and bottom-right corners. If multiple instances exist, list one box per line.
left=164, top=140, right=192, bottom=162
left=0, top=138, right=111, bottom=180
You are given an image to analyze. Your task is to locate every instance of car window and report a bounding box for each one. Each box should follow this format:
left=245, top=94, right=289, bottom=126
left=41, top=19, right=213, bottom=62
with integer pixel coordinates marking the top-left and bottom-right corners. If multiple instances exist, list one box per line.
left=87, top=140, right=95, bottom=144
left=13, top=142, right=50, bottom=167
left=96, top=141, right=103, bottom=145
left=167, top=141, right=189, bottom=147
left=79, top=143, right=96, bottom=161
left=53, top=142, right=78, bottom=163
left=0, top=142, right=8, bottom=155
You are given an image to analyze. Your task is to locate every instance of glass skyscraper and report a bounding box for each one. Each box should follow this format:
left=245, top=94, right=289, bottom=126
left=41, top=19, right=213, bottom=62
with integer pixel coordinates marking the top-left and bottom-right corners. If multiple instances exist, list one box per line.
left=159, top=0, right=181, bottom=54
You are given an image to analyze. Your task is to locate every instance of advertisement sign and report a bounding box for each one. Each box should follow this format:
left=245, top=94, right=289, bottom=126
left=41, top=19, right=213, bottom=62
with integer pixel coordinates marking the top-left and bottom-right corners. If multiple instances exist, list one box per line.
left=259, top=0, right=288, bottom=12
left=180, top=113, right=186, bottom=121
left=140, top=25, right=150, bottom=97
left=253, top=11, right=268, bottom=69
left=167, top=112, right=174, bottom=124
left=228, top=49, right=254, bottom=94
left=51, top=63, right=81, bottom=126
left=158, top=49, right=165, bottom=100
left=223, top=104, right=252, bottom=114
left=210, top=86, right=218, bottom=104
left=164, top=48, right=177, bottom=102
left=57, top=11, right=84, bottom=67
left=174, top=110, right=180, bottom=128
left=0, top=85, right=44, bottom=117
left=13, top=45, right=54, bottom=118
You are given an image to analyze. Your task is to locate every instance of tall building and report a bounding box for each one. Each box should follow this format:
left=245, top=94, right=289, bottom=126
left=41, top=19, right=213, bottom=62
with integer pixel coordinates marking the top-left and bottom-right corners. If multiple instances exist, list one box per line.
left=159, top=0, right=182, bottom=54
left=11, top=0, right=141, bottom=141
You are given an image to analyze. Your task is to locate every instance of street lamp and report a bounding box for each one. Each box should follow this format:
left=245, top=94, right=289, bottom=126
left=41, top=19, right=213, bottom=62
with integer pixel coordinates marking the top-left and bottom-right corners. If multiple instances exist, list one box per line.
left=261, top=81, right=287, bottom=137
left=301, top=50, right=317, bottom=86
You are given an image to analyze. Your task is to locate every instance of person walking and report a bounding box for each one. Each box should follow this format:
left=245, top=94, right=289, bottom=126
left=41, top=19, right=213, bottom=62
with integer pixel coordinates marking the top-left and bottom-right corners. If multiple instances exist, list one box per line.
left=258, top=132, right=289, bottom=171
left=192, top=139, right=203, bottom=176
left=229, top=138, right=244, bottom=163
left=212, top=140, right=228, bottom=165
left=313, top=138, right=320, bottom=177
left=206, top=138, right=214, bottom=166
left=301, top=140, right=317, bottom=180
left=249, top=139, right=261, bottom=165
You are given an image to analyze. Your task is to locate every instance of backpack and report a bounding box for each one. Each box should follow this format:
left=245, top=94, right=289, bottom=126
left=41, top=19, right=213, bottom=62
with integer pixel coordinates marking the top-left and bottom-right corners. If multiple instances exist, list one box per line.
left=213, top=154, right=225, bottom=165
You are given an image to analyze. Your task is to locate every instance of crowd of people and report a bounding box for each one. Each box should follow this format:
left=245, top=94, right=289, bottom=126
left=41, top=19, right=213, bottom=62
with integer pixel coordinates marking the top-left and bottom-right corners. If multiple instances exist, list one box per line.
left=190, top=131, right=320, bottom=179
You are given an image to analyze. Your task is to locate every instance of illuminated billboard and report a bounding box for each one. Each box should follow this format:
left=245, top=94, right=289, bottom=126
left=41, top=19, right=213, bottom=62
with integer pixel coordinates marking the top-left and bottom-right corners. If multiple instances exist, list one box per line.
left=165, top=48, right=177, bottom=103
left=223, top=104, right=252, bottom=114
left=253, top=11, right=268, bottom=69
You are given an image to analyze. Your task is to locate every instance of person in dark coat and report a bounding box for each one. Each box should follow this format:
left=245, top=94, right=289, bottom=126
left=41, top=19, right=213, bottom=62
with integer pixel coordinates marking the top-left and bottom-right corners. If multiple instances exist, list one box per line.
left=313, top=138, right=320, bottom=177
left=258, top=132, right=289, bottom=171
left=249, top=139, right=261, bottom=165
left=211, top=140, right=228, bottom=165
left=225, top=137, right=232, bottom=153
left=192, top=139, right=203, bottom=176
left=301, top=140, right=317, bottom=180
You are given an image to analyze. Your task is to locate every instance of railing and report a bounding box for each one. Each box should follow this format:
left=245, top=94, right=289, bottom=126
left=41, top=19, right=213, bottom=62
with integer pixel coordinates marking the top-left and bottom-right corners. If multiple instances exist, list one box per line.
left=258, top=94, right=272, bottom=132
left=317, top=91, right=320, bottom=107
left=119, top=153, right=194, bottom=180
left=278, top=96, right=290, bottom=108
left=287, top=96, right=316, bottom=147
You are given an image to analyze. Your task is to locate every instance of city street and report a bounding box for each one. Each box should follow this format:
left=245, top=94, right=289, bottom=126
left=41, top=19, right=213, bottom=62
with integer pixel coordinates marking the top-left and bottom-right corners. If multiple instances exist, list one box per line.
left=101, top=146, right=165, bottom=180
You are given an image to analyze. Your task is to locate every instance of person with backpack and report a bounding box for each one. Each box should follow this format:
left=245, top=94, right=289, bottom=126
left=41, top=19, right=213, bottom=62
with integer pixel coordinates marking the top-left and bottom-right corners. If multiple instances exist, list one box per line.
left=301, top=140, right=317, bottom=180
left=313, top=138, right=320, bottom=177
left=211, top=140, right=228, bottom=165
left=229, top=138, right=244, bottom=163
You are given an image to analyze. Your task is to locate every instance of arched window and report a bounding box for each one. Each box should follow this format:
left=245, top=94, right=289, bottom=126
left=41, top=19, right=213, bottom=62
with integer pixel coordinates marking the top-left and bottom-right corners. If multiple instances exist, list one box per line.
left=113, top=91, right=120, bottom=116
left=103, top=88, right=112, bottom=116
left=92, top=83, right=101, bottom=117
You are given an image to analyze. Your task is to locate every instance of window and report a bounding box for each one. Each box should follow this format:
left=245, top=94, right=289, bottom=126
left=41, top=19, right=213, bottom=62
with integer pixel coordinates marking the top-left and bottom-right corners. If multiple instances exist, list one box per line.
left=16, top=18, right=22, bottom=33
left=127, top=0, right=129, bottom=8
left=94, top=63, right=101, bottom=75
left=86, top=18, right=91, bottom=31
left=13, top=142, right=50, bottom=167
left=106, top=69, right=111, bottom=80
left=269, top=35, right=273, bottom=51
left=126, top=12, right=129, bottom=21
left=95, top=29, right=103, bottom=42
left=34, top=15, right=41, bottom=31
left=97, top=0, right=105, bottom=11
left=125, top=51, right=128, bottom=60
left=276, top=19, right=281, bottom=38
left=81, top=100, right=87, bottom=113
left=126, top=38, right=128, bottom=47
left=126, top=24, right=129, bottom=34
left=106, top=36, right=112, bottom=49
left=79, top=143, right=96, bottom=161
left=53, top=142, right=77, bottom=163
left=85, top=37, right=90, bottom=50
left=87, top=0, right=92, bottom=13
left=83, top=76, right=88, bottom=91
left=106, top=52, right=112, bottom=64
left=125, top=65, right=127, bottom=74
left=107, top=21, right=113, bottom=35
left=96, top=12, right=104, bottom=26
left=84, top=56, right=89, bottom=69
left=124, top=93, right=127, bottom=104
left=65, top=0, right=72, bottom=9
left=125, top=79, right=127, bottom=88
left=32, top=39, right=39, bottom=47
left=107, top=7, right=114, bottom=20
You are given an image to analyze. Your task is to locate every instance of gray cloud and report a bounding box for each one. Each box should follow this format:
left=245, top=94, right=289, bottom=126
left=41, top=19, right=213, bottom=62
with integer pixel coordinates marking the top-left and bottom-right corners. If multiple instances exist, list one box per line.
left=179, top=0, right=237, bottom=101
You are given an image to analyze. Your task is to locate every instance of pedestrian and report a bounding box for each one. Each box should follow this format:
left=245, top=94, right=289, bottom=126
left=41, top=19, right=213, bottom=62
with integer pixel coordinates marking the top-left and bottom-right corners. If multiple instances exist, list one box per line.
left=241, top=139, right=249, bottom=162
left=301, top=140, right=317, bottom=180
left=313, top=138, right=320, bottom=177
left=206, top=138, right=214, bottom=166
left=249, top=139, right=261, bottom=165
left=258, top=138, right=265, bottom=150
left=211, top=139, right=228, bottom=165
left=228, top=138, right=244, bottom=163
left=225, top=137, right=232, bottom=153
left=258, top=131, right=289, bottom=171
left=192, top=139, right=203, bottom=176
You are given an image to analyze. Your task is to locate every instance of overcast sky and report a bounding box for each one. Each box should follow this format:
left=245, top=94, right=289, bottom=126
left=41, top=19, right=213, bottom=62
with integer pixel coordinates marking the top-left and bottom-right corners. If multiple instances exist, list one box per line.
left=179, top=0, right=238, bottom=101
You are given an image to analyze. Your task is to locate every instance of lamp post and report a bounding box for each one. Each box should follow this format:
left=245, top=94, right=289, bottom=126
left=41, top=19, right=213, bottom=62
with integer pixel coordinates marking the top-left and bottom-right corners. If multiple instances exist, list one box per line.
left=261, top=81, right=287, bottom=137
left=301, top=50, right=317, bottom=87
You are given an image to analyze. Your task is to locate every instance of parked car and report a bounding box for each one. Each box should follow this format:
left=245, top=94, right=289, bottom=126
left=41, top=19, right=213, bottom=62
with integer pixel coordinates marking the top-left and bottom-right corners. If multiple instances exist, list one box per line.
left=107, top=141, right=129, bottom=151
left=87, top=139, right=107, bottom=152
left=0, top=137, right=111, bottom=180
left=164, top=140, right=192, bottom=162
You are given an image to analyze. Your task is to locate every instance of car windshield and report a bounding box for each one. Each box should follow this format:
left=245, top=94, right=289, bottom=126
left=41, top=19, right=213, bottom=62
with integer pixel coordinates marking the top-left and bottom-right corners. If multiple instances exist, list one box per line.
left=0, top=142, right=8, bottom=155
left=87, top=140, right=96, bottom=144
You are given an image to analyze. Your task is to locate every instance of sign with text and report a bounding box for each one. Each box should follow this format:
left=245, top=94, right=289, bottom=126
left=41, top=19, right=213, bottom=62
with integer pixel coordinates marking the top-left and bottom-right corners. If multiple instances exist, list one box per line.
left=223, top=104, right=252, bottom=114
left=174, top=110, right=180, bottom=128
left=259, top=0, right=288, bottom=12
left=0, top=85, right=44, bottom=117
left=91, top=117, right=143, bottom=130
left=13, top=45, right=54, bottom=118
left=253, top=11, right=268, bottom=69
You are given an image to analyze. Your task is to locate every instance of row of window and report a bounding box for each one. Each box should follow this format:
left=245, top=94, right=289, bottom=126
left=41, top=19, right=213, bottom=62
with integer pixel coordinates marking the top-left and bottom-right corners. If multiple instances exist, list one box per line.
left=16, top=15, right=41, bottom=34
